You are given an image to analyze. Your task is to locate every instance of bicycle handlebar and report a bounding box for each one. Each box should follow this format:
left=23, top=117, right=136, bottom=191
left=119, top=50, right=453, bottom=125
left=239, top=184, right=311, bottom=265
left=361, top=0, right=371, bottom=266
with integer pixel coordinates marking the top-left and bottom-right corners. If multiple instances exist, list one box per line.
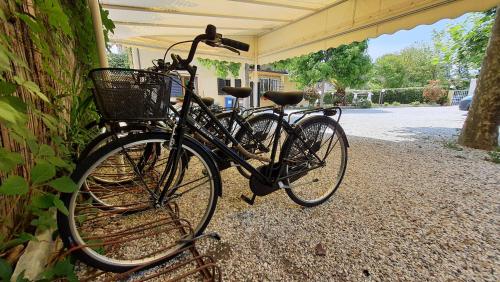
left=155, top=25, right=249, bottom=72
left=220, top=38, right=250, bottom=52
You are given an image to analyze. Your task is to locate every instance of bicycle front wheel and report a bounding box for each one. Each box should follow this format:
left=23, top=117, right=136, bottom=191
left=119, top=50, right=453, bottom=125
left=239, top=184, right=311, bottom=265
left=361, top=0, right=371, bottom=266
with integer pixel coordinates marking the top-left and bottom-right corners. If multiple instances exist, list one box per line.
left=280, top=115, right=348, bottom=207
left=57, top=132, right=221, bottom=272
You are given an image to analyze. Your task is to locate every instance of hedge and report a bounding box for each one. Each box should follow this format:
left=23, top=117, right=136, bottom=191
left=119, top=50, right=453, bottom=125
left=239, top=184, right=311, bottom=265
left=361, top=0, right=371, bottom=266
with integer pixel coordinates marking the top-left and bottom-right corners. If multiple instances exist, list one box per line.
left=347, top=88, right=424, bottom=104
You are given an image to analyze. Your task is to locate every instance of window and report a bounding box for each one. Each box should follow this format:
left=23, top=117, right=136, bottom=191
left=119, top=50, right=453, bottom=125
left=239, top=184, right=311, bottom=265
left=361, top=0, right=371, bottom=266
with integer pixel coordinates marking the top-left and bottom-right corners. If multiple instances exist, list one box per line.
left=258, top=77, right=281, bottom=95
left=235, top=79, right=241, bottom=87
left=218, top=78, right=231, bottom=95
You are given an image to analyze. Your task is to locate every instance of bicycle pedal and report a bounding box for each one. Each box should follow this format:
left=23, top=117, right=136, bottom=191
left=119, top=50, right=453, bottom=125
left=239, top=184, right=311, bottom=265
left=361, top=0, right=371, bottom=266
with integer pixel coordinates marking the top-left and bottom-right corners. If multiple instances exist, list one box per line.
left=240, top=194, right=256, bottom=205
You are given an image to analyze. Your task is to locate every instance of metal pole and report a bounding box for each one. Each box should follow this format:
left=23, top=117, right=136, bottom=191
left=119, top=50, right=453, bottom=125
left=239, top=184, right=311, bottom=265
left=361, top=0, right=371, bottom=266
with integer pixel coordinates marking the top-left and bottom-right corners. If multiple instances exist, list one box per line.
left=89, top=0, right=108, bottom=67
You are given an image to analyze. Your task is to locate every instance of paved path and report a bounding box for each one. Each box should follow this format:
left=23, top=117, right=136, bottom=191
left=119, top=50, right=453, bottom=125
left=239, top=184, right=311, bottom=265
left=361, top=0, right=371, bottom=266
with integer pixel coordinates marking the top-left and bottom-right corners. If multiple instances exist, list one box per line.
left=339, top=106, right=467, bottom=142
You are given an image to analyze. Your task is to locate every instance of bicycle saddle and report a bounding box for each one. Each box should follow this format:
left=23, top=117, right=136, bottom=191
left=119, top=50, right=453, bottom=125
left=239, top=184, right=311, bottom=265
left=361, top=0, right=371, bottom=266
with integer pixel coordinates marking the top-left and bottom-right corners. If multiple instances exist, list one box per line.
left=222, top=86, right=252, bottom=98
left=263, top=91, right=303, bottom=106
left=200, top=97, right=214, bottom=106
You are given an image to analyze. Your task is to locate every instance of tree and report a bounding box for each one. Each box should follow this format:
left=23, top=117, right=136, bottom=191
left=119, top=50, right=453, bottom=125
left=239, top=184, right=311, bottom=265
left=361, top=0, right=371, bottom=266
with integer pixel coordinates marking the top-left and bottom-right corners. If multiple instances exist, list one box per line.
left=370, top=54, right=407, bottom=88
left=434, top=9, right=496, bottom=88
left=107, top=50, right=130, bottom=68
left=197, top=58, right=241, bottom=78
left=370, top=44, right=445, bottom=88
left=458, top=7, right=500, bottom=150
left=272, top=41, right=372, bottom=104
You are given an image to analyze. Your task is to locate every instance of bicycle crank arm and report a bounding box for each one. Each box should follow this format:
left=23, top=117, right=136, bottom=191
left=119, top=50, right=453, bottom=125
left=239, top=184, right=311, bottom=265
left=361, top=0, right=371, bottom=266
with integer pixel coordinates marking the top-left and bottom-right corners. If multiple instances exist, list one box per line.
left=177, top=232, right=221, bottom=244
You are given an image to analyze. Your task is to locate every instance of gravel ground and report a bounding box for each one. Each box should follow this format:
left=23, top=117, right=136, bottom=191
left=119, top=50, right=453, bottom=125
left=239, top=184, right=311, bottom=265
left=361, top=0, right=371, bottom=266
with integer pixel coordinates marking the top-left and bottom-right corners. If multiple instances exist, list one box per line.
left=77, top=106, right=499, bottom=281
left=203, top=135, right=499, bottom=281
left=196, top=106, right=499, bottom=281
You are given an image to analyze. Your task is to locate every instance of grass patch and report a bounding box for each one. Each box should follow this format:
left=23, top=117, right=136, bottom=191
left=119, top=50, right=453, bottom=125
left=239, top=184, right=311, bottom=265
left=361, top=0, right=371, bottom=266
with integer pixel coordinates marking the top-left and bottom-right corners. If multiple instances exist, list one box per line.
left=486, top=147, right=500, bottom=164
left=444, top=141, right=463, bottom=151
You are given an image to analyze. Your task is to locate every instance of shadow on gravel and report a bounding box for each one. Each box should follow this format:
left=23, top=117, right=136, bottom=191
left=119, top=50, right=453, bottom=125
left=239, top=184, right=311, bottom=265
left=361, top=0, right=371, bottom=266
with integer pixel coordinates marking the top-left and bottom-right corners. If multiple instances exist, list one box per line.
left=388, top=126, right=461, bottom=142
left=342, top=108, right=390, bottom=114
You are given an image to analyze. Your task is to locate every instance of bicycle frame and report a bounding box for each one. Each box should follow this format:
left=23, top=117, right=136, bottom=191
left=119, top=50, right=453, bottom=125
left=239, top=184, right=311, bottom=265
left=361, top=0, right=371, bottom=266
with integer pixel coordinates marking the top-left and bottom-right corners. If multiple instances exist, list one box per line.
left=156, top=35, right=339, bottom=204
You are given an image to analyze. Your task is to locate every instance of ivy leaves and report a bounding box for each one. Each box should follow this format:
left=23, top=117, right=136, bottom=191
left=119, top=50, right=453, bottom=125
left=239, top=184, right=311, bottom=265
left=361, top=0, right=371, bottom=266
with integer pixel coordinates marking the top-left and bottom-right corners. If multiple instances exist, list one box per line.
left=0, top=176, right=29, bottom=195
left=198, top=58, right=241, bottom=78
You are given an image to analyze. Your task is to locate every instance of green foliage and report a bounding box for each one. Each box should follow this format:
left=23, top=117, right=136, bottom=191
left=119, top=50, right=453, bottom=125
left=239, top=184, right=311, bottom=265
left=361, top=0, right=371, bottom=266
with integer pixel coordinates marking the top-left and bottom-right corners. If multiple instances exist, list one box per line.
left=391, top=101, right=400, bottom=106
left=0, top=0, right=114, bottom=276
left=410, top=101, right=421, bottom=106
left=272, top=41, right=371, bottom=91
left=486, top=148, right=500, bottom=164
left=108, top=48, right=130, bottom=68
left=40, top=257, right=77, bottom=282
left=354, top=98, right=372, bottom=108
left=423, top=80, right=447, bottom=104
left=383, top=102, right=389, bottom=106
left=353, top=88, right=424, bottom=105
left=370, top=44, right=445, bottom=88
left=198, top=58, right=241, bottom=78
left=0, top=176, right=29, bottom=195
left=323, top=92, right=334, bottom=104
left=433, top=9, right=496, bottom=87
left=0, top=258, right=12, bottom=281
left=444, top=141, right=463, bottom=151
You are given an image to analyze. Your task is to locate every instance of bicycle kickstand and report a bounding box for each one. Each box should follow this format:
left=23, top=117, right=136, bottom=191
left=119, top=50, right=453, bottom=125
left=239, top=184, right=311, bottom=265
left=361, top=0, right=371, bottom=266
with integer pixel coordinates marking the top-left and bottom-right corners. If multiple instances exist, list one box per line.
left=240, top=194, right=256, bottom=205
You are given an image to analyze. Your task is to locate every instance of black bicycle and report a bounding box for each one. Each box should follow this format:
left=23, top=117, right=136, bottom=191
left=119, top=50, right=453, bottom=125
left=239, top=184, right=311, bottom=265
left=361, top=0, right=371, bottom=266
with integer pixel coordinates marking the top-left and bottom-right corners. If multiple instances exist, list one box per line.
left=57, top=25, right=348, bottom=272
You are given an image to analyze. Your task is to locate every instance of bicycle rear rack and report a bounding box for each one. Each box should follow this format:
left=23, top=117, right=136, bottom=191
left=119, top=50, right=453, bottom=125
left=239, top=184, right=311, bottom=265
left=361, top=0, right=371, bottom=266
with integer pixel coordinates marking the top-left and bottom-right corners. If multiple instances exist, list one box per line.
left=65, top=201, right=222, bottom=281
left=287, top=106, right=342, bottom=124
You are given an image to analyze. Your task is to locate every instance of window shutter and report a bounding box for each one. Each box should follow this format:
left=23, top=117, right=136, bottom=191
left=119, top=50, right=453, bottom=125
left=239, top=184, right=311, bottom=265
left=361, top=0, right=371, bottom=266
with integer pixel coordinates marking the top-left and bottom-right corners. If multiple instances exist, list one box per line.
left=171, top=76, right=183, bottom=97
left=235, top=79, right=241, bottom=87
left=217, top=78, right=225, bottom=95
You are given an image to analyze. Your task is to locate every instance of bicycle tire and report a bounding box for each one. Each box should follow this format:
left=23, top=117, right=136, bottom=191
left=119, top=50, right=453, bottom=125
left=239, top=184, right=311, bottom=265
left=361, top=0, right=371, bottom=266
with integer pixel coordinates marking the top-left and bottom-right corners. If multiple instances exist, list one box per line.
left=280, top=115, right=348, bottom=207
left=57, top=132, right=221, bottom=272
left=234, top=113, right=280, bottom=178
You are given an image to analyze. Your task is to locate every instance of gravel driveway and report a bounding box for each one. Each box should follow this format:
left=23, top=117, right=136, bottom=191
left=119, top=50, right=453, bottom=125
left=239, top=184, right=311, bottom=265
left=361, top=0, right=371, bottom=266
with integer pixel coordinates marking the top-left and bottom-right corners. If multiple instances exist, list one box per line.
left=199, top=106, right=499, bottom=281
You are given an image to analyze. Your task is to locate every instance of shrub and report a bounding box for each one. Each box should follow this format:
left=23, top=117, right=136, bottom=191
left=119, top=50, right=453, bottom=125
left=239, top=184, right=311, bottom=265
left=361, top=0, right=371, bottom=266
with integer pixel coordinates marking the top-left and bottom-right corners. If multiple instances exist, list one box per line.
left=354, top=98, right=372, bottom=108
left=410, top=101, right=421, bottom=106
left=423, top=80, right=447, bottom=104
left=486, top=147, right=500, bottom=164
left=392, top=101, right=400, bottom=106
left=437, top=94, right=449, bottom=106
left=323, top=92, right=334, bottom=104
left=354, top=88, right=424, bottom=104
left=304, top=89, right=320, bottom=105
left=383, top=102, right=389, bottom=106
left=444, top=141, right=463, bottom=151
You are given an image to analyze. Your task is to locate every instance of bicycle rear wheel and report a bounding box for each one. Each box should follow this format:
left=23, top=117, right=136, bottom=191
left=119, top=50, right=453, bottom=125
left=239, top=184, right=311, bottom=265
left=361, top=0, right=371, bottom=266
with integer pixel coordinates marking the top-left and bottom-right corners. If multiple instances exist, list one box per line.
left=57, top=132, right=221, bottom=272
left=280, top=115, right=348, bottom=207
left=234, top=113, right=280, bottom=178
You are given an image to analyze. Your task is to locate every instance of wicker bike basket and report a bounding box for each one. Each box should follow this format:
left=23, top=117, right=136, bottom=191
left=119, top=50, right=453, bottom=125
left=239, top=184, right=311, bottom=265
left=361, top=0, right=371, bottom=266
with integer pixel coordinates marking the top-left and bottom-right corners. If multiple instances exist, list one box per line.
left=89, top=68, right=175, bottom=121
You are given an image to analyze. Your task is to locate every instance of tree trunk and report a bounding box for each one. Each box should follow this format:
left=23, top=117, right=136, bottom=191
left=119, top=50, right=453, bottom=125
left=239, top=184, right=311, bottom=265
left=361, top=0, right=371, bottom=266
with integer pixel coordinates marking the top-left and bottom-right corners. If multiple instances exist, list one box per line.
left=458, top=7, right=500, bottom=150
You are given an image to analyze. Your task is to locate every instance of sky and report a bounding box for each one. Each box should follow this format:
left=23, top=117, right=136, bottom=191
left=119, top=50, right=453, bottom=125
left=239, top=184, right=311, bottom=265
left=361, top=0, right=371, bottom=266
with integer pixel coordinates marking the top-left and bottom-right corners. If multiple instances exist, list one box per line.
left=367, top=14, right=469, bottom=60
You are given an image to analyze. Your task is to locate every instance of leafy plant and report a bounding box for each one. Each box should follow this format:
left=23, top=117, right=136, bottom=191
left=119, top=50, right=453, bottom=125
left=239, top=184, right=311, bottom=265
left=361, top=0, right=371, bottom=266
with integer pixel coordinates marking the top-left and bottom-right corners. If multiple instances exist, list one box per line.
left=107, top=48, right=131, bottom=68
left=410, top=101, right=421, bottom=106
left=272, top=41, right=372, bottom=94
left=433, top=9, right=496, bottom=85
left=444, top=141, right=463, bottom=151
left=383, top=102, right=389, bottom=106
left=0, top=0, right=114, bottom=277
left=354, top=98, right=372, bottom=108
left=423, top=80, right=447, bottom=104
left=391, top=101, right=401, bottom=106
left=197, top=58, right=241, bottom=78
left=486, top=147, right=500, bottom=163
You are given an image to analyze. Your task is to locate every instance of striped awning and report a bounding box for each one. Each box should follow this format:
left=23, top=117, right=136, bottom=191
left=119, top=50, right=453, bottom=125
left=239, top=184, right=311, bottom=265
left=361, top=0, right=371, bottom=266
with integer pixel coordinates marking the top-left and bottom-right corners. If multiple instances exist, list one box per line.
left=103, top=0, right=500, bottom=64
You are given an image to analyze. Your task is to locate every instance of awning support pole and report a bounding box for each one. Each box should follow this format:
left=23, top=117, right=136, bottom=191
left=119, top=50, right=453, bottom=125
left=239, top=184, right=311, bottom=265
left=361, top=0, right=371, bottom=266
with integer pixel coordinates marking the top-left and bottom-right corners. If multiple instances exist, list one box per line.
left=252, top=39, right=259, bottom=107
left=89, top=0, right=108, bottom=67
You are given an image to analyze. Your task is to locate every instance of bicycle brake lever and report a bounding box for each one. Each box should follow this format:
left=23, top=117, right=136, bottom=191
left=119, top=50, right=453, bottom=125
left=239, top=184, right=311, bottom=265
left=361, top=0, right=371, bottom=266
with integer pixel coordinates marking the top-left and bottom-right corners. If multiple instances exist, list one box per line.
left=219, top=45, right=240, bottom=55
